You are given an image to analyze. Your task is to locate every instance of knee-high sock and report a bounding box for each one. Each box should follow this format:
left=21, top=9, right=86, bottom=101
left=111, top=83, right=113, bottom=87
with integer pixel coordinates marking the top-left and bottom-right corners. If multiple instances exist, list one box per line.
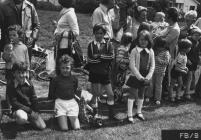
left=137, top=99, right=144, bottom=114
left=127, top=99, right=134, bottom=117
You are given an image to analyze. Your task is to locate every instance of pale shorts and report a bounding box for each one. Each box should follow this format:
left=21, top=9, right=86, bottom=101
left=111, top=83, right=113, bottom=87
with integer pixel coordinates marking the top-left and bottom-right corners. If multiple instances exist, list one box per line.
left=55, top=98, right=79, bottom=117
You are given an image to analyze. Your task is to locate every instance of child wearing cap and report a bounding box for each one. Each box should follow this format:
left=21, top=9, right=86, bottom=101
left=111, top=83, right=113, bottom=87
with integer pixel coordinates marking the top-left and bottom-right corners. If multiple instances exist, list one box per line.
left=184, top=27, right=201, bottom=100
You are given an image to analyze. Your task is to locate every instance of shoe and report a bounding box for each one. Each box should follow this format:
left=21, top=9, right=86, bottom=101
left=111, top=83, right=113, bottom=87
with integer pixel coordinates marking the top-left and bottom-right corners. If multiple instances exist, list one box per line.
left=135, top=113, right=145, bottom=121
left=184, top=95, right=193, bottom=101
left=127, top=116, right=134, bottom=123
left=170, top=97, right=175, bottom=102
left=155, top=101, right=161, bottom=105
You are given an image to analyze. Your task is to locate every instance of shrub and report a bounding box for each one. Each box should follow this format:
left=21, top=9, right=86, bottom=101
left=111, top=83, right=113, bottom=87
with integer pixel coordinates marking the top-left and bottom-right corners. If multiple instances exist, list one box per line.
left=36, top=1, right=61, bottom=11
left=75, top=0, right=99, bottom=13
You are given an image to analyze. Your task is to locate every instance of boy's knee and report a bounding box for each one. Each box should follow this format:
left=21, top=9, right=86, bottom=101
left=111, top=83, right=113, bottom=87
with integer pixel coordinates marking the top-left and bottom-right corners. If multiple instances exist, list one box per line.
left=15, top=110, right=28, bottom=125
left=32, top=116, right=46, bottom=130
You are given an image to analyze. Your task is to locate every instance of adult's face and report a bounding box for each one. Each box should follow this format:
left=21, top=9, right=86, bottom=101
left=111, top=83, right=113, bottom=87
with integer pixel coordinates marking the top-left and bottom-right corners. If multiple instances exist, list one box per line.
left=185, top=15, right=196, bottom=27
left=13, top=0, right=23, bottom=5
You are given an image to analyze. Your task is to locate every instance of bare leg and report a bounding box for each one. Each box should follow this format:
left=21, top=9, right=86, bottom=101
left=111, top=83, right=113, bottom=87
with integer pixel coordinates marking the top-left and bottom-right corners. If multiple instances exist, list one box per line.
left=69, top=116, right=80, bottom=130
left=56, top=116, right=68, bottom=131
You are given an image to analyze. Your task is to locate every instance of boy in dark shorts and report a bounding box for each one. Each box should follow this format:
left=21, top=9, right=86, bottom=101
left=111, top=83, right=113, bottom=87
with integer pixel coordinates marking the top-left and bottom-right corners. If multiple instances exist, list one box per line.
left=87, top=24, right=115, bottom=118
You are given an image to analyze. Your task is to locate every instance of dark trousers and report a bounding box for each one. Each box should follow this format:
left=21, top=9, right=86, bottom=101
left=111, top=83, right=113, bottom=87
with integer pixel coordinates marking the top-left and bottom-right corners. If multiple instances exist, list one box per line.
left=195, top=74, right=201, bottom=97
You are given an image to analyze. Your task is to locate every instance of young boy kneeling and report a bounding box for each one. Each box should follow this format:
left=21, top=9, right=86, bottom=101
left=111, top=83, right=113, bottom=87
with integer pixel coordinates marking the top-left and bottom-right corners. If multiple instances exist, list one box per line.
left=7, top=62, right=46, bottom=130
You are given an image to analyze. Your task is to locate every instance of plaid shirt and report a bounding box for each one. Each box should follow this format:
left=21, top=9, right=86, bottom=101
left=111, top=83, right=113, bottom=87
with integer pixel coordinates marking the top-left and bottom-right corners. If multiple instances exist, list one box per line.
left=155, top=50, right=171, bottom=74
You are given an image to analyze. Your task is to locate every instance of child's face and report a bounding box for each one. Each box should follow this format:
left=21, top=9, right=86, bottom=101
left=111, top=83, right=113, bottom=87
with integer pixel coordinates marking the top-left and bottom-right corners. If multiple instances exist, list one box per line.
left=139, top=35, right=148, bottom=48
left=94, top=29, right=105, bottom=42
left=60, top=63, right=71, bottom=77
left=9, top=30, right=19, bottom=44
left=14, top=70, right=26, bottom=85
left=191, top=33, right=201, bottom=41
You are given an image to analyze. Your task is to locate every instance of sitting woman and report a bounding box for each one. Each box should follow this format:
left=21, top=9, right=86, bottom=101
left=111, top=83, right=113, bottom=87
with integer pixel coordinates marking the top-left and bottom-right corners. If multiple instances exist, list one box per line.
left=7, top=62, right=46, bottom=130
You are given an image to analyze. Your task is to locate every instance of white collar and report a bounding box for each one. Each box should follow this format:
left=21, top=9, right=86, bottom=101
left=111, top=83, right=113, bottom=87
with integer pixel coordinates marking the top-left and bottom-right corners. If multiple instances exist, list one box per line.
left=100, top=4, right=108, bottom=14
left=136, top=46, right=150, bottom=53
left=14, top=78, right=30, bottom=88
left=94, top=39, right=106, bottom=45
left=22, top=0, right=32, bottom=10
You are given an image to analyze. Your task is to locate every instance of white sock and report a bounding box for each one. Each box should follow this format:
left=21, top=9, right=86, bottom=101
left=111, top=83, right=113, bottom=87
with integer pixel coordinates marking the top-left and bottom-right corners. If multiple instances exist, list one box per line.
left=137, top=99, right=144, bottom=114
left=127, top=99, right=134, bottom=117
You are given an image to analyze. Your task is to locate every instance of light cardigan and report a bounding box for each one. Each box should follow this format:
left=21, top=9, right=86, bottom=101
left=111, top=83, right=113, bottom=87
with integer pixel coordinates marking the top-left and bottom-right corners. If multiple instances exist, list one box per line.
left=129, top=46, right=155, bottom=80
left=54, top=8, right=79, bottom=37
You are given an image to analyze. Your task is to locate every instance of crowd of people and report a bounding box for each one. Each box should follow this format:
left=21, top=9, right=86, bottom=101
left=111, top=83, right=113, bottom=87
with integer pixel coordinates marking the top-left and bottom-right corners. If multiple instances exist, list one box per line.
left=0, top=0, right=201, bottom=131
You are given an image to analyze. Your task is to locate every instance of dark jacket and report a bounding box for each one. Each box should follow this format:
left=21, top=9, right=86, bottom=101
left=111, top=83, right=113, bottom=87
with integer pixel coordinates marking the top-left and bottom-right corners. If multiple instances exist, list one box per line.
left=87, top=40, right=114, bottom=75
left=7, top=79, right=39, bottom=114
left=187, top=37, right=200, bottom=71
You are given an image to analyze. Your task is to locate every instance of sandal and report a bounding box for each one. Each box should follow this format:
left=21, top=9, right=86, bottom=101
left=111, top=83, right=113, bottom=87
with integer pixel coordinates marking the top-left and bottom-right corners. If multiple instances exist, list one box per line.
left=135, top=113, right=145, bottom=121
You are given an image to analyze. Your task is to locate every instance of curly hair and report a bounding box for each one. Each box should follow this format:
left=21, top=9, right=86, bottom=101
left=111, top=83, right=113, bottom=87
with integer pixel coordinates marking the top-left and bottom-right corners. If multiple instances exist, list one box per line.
left=7, top=24, right=24, bottom=41
left=56, top=54, right=74, bottom=75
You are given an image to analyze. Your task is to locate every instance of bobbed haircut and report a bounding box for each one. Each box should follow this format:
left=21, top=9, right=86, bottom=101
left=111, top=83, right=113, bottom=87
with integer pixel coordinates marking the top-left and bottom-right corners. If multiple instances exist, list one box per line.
left=136, top=30, right=153, bottom=49
left=58, top=0, right=74, bottom=8
left=7, top=24, right=24, bottom=41
left=167, top=7, right=179, bottom=22
left=178, top=38, right=192, bottom=51
left=56, top=54, right=74, bottom=75
left=93, top=23, right=107, bottom=35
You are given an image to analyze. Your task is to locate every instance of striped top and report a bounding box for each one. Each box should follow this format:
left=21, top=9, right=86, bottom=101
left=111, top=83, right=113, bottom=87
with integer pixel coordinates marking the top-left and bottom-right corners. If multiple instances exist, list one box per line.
left=87, top=39, right=114, bottom=74
left=155, top=50, right=171, bottom=74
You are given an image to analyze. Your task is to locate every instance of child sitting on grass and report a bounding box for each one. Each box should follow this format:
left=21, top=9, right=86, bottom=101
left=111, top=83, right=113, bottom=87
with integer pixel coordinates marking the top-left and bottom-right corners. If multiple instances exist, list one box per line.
left=169, top=39, right=192, bottom=102
left=7, top=62, right=46, bottom=130
left=49, top=55, right=80, bottom=131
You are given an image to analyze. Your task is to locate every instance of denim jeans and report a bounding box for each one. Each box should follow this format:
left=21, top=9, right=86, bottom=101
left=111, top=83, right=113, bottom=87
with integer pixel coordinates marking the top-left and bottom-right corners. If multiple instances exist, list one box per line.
left=152, top=72, right=165, bottom=101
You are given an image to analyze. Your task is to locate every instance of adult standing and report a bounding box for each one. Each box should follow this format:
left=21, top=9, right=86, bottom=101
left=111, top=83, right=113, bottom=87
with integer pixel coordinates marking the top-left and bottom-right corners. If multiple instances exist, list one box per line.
left=0, top=0, right=40, bottom=62
left=180, top=10, right=198, bottom=39
left=160, top=7, right=180, bottom=98
left=127, top=6, right=150, bottom=40
left=54, top=0, right=79, bottom=71
left=92, top=0, right=120, bottom=40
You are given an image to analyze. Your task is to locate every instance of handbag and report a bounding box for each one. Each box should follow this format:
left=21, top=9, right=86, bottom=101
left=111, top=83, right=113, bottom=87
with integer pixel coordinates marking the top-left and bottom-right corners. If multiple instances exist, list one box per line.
left=126, top=75, right=150, bottom=88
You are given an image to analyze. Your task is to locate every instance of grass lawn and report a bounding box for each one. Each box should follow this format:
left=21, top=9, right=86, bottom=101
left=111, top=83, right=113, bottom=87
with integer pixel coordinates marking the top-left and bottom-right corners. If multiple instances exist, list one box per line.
left=0, top=10, right=201, bottom=140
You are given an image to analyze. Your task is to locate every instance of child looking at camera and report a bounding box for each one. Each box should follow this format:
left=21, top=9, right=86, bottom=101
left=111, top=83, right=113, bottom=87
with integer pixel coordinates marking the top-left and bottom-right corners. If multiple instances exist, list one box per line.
left=49, top=55, right=80, bottom=131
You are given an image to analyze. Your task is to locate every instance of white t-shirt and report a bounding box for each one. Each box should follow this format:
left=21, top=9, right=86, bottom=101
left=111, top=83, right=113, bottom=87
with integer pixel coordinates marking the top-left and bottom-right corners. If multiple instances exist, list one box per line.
left=175, top=52, right=187, bottom=71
